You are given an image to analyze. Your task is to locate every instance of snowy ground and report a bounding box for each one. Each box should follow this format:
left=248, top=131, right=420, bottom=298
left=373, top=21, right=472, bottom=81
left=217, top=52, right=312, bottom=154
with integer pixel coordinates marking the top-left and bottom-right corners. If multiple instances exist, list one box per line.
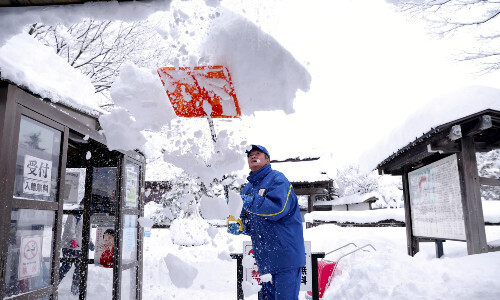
left=142, top=223, right=500, bottom=300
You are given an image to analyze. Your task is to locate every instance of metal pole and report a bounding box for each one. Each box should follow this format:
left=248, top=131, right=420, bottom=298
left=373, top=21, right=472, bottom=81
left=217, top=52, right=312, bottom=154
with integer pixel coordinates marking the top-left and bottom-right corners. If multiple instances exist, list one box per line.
left=206, top=117, right=217, bottom=144
left=230, top=253, right=244, bottom=300
left=311, top=252, right=325, bottom=300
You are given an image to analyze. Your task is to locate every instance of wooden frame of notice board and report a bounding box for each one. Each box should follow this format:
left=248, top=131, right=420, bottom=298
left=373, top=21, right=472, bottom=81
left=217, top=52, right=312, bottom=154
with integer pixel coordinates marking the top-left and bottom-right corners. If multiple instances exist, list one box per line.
left=377, top=110, right=500, bottom=257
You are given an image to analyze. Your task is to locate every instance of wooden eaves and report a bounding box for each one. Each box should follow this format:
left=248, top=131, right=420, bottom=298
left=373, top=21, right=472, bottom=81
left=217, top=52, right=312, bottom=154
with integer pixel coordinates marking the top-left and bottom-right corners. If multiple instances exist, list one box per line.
left=377, top=109, right=500, bottom=176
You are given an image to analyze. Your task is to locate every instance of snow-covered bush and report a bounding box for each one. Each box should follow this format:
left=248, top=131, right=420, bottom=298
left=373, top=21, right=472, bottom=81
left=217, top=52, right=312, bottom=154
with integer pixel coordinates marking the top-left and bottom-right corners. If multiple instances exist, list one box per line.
left=146, top=172, right=244, bottom=226
left=170, top=217, right=210, bottom=246
left=373, top=175, right=403, bottom=209
left=477, top=149, right=500, bottom=201
left=335, top=164, right=379, bottom=197
left=335, top=164, right=403, bottom=209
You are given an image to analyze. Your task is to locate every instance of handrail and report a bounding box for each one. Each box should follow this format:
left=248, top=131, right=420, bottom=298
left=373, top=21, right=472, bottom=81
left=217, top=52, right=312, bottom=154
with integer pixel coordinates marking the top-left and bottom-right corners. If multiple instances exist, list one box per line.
left=324, top=242, right=358, bottom=257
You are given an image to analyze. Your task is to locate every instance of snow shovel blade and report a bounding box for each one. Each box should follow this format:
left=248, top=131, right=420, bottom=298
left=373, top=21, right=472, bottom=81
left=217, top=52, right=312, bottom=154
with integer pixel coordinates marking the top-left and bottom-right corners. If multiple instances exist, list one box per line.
left=157, top=65, right=241, bottom=118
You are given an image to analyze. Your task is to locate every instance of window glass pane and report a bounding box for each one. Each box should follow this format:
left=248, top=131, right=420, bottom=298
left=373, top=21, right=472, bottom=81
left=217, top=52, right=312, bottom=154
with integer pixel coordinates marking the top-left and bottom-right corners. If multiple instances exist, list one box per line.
left=125, top=162, right=139, bottom=208
left=92, top=215, right=116, bottom=267
left=63, top=168, right=86, bottom=210
left=3, top=209, right=55, bottom=298
left=13, top=115, right=62, bottom=201
left=87, top=215, right=114, bottom=299
left=85, top=264, right=113, bottom=299
left=92, top=167, right=118, bottom=213
left=121, top=215, right=137, bottom=264
left=58, top=213, right=84, bottom=299
left=120, top=267, right=137, bottom=300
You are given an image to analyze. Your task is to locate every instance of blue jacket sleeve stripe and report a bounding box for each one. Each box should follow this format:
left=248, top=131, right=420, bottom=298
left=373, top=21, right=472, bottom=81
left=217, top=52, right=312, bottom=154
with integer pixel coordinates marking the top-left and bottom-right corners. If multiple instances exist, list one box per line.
left=250, top=184, right=292, bottom=217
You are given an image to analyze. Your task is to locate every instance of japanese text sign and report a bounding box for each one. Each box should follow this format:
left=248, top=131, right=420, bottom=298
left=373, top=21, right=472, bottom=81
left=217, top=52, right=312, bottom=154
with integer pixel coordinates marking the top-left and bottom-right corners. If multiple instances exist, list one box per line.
left=23, top=155, right=52, bottom=196
left=242, top=241, right=312, bottom=291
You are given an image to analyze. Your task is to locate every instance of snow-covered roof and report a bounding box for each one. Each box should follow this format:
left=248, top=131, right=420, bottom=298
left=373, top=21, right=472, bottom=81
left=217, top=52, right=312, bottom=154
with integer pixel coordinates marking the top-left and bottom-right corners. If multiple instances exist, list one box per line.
left=315, top=191, right=380, bottom=206
left=271, top=157, right=333, bottom=183
left=305, top=208, right=406, bottom=223
left=0, top=33, right=104, bottom=117
left=364, top=86, right=500, bottom=172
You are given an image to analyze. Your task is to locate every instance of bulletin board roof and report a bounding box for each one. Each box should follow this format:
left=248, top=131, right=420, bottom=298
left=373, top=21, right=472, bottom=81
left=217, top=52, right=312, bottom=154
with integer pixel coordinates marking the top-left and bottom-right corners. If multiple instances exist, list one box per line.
left=377, top=109, right=500, bottom=176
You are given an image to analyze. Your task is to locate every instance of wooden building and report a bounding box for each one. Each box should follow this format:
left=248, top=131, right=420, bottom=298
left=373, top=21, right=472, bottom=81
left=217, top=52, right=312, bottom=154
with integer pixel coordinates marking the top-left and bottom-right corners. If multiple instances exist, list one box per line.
left=377, top=109, right=500, bottom=256
left=0, top=21, right=146, bottom=299
left=272, top=157, right=335, bottom=214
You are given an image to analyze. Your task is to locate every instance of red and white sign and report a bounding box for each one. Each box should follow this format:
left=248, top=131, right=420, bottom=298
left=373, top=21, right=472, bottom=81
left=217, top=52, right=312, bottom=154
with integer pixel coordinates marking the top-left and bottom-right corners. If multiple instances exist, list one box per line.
left=18, top=235, right=42, bottom=279
left=242, top=241, right=312, bottom=290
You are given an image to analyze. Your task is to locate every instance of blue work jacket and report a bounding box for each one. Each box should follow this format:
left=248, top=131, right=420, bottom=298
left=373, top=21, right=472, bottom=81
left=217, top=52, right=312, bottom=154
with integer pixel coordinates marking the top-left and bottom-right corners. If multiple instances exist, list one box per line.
left=240, top=164, right=306, bottom=274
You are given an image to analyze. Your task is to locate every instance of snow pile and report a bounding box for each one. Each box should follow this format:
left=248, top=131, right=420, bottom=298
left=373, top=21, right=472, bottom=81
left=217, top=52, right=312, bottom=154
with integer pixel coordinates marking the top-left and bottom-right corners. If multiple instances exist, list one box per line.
left=142, top=224, right=500, bottom=299
left=163, top=253, right=198, bottom=288
left=272, top=157, right=334, bottom=183
left=0, top=33, right=103, bottom=115
left=138, top=217, right=155, bottom=229
left=98, top=108, right=148, bottom=151
left=169, top=217, right=210, bottom=246
left=99, top=62, right=178, bottom=151
left=227, top=189, right=244, bottom=218
left=362, top=85, right=500, bottom=171
left=483, top=201, right=500, bottom=224
left=108, top=62, right=177, bottom=132
left=162, top=128, right=247, bottom=182
left=242, top=280, right=262, bottom=297
left=199, top=195, right=228, bottom=220
left=328, top=191, right=382, bottom=206
left=200, top=8, right=311, bottom=115
left=326, top=247, right=500, bottom=299
left=305, top=208, right=406, bottom=224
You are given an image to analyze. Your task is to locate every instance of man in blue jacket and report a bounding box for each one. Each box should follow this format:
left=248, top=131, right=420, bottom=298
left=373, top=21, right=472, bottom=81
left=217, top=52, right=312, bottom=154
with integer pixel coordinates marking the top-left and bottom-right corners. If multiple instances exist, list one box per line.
left=229, top=144, right=305, bottom=300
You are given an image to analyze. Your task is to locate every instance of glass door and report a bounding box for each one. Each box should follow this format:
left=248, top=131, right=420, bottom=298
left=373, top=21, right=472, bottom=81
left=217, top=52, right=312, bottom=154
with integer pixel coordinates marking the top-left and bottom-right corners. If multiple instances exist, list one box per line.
left=117, top=158, right=144, bottom=300
left=2, top=108, right=67, bottom=300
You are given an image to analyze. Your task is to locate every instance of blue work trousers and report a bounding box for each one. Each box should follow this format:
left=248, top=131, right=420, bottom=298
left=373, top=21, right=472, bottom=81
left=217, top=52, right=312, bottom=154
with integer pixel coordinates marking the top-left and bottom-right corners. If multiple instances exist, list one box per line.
left=259, top=267, right=301, bottom=300
left=58, top=248, right=81, bottom=284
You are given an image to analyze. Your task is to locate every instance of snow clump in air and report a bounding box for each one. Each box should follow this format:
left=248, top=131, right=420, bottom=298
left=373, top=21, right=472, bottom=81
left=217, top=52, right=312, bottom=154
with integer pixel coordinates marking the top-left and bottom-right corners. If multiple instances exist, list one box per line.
left=163, top=253, right=198, bottom=289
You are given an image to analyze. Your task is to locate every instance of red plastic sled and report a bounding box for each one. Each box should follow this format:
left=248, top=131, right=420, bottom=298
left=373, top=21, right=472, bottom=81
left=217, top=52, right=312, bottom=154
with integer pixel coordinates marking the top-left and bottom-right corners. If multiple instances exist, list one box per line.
left=305, top=260, right=338, bottom=300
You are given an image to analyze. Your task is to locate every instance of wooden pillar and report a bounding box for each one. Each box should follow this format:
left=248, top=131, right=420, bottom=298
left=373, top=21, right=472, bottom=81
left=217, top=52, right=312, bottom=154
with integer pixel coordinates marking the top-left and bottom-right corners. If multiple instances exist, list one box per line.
left=457, top=136, right=488, bottom=255
left=402, top=168, right=419, bottom=256
left=307, top=194, right=314, bottom=213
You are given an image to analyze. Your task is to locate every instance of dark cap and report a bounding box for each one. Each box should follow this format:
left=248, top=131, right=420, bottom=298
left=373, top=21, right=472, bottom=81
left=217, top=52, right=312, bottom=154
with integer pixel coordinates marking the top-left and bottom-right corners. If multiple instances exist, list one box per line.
left=246, top=144, right=270, bottom=158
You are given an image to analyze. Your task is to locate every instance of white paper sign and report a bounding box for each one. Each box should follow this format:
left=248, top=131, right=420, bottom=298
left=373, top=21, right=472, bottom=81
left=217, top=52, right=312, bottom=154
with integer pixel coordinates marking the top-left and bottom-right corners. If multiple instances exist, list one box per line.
left=63, top=171, right=80, bottom=204
left=18, top=235, right=42, bottom=279
left=23, top=155, right=52, bottom=196
left=242, top=241, right=312, bottom=291
left=408, top=154, right=466, bottom=240
left=125, top=167, right=138, bottom=206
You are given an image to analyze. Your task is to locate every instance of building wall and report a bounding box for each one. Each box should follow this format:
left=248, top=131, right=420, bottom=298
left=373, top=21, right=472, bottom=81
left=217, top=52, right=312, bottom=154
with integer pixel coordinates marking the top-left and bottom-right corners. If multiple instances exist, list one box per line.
left=347, top=202, right=371, bottom=211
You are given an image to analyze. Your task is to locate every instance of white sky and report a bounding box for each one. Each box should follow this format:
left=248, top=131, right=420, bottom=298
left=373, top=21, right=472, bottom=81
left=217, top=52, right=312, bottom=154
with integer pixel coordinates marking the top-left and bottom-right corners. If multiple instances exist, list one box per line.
left=220, top=0, right=500, bottom=166
left=1, top=0, right=499, bottom=175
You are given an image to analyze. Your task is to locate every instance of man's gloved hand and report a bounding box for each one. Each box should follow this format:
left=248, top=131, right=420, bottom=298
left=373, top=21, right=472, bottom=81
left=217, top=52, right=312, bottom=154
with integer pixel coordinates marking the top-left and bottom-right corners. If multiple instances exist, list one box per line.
left=89, top=241, right=95, bottom=251
left=70, top=240, right=79, bottom=248
left=242, top=194, right=254, bottom=210
left=227, top=215, right=246, bottom=235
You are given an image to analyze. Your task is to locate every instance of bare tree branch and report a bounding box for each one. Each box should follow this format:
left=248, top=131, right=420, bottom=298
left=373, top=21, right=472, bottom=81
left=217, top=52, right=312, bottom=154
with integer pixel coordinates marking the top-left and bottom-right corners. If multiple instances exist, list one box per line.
left=396, top=0, right=500, bottom=74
